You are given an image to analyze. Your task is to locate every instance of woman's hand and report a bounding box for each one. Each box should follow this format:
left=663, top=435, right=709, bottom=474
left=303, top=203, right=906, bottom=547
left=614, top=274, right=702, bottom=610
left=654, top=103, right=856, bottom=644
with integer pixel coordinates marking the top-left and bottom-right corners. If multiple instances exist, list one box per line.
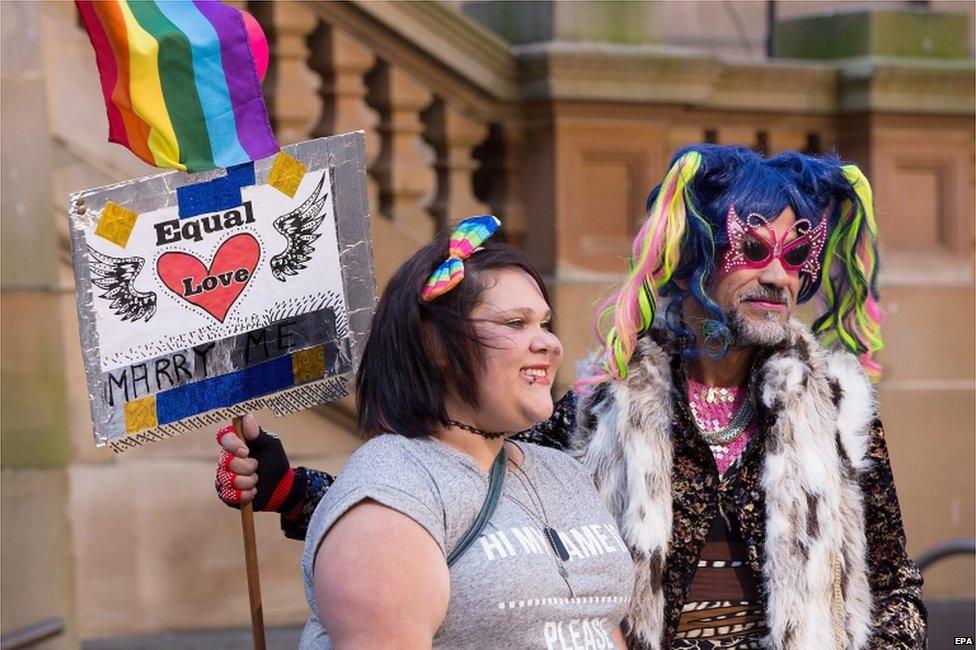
left=214, top=414, right=304, bottom=513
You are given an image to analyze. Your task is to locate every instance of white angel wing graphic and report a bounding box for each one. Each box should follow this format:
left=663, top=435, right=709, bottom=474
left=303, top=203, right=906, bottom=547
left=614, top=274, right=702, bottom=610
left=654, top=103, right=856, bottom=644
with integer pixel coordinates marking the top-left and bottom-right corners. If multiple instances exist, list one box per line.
left=270, top=175, right=330, bottom=282
left=87, top=245, right=157, bottom=322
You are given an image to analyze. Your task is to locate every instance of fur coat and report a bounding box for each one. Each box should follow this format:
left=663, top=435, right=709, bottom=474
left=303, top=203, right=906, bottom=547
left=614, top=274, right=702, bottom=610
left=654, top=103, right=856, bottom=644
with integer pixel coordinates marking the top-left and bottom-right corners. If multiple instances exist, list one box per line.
left=571, top=321, right=926, bottom=649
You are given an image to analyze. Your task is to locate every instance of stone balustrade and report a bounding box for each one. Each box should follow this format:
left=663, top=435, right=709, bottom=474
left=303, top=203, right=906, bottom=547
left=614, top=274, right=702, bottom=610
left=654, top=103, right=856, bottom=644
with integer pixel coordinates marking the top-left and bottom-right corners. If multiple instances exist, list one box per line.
left=255, top=2, right=507, bottom=278
left=254, top=1, right=850, bottom=278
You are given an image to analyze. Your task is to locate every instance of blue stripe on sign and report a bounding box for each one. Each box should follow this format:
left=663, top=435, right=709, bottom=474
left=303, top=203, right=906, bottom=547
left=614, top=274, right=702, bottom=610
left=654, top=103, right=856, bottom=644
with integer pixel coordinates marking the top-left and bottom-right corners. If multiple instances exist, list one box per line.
left=155, top=353, right=295, bottom=425
left=176, top=162, right=256, bottom=219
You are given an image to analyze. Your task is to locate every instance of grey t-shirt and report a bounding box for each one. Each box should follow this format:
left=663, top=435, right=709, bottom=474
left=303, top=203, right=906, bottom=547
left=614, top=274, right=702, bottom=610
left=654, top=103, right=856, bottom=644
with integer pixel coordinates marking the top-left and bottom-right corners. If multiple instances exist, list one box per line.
left=301, top=435, right=635, bottom=649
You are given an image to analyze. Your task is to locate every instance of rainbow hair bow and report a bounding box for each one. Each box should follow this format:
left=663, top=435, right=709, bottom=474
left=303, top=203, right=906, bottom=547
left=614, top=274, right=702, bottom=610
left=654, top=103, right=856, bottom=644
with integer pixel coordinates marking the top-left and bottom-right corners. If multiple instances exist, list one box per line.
left=422, top=215, right=502, bottom=302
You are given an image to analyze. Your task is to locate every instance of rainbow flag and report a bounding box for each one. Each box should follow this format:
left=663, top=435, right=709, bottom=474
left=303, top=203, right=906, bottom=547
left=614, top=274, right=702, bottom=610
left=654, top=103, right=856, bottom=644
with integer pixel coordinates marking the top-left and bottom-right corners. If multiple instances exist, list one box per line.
left=76, top=0, right=279, bottom=173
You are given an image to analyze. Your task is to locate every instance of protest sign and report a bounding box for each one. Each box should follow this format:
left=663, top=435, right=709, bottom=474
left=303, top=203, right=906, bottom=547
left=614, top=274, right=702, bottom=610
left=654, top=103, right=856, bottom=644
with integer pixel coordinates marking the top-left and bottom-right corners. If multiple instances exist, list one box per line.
left=69, top=132, right=374, bottom=453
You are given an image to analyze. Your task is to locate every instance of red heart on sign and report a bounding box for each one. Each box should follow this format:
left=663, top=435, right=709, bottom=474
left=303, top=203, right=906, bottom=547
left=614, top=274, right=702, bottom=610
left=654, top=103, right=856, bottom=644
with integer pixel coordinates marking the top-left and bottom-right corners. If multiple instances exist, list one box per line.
left=157, top=233, right=260, bottom=322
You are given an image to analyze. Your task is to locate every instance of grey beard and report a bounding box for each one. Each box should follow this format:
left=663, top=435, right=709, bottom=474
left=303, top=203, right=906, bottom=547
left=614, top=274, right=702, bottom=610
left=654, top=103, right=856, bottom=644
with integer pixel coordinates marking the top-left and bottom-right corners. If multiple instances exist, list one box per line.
left=727, top=304, right=789, bottom=347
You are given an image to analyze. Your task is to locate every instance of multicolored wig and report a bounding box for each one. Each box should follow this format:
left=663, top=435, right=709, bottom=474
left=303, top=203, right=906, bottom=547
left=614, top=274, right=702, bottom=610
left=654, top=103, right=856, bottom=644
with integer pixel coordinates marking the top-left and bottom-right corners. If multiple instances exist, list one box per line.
left=587, top=144, right=884, bottom=384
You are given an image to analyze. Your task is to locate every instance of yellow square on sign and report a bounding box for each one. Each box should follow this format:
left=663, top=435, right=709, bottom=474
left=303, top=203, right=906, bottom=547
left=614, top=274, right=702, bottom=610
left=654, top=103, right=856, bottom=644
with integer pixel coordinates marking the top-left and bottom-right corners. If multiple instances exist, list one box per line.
left=124, top=395, right=157, bottom=434
left=94, top=202, right=139, bottom=248
left=292, top=346, right=326, bottom=384
left=267, top=151, right=308, bottom=198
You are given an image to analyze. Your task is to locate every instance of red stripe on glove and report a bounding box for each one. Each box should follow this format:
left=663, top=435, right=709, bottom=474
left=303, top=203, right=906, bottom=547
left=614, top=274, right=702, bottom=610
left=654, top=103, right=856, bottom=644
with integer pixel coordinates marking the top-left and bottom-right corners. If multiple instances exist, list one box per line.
left=264, top=467, right=296, bottom=512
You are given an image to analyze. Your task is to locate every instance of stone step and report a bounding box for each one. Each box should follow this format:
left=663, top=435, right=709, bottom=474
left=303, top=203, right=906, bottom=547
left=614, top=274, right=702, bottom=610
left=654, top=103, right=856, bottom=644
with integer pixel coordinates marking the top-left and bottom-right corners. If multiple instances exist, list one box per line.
left=83, top=626, right=303, bottom=650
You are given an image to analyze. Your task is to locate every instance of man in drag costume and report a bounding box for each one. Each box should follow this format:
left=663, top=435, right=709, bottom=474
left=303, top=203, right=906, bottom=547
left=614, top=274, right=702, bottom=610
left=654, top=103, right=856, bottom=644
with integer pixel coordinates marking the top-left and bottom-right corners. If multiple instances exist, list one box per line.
left=216, top=144, right=925, bottom=649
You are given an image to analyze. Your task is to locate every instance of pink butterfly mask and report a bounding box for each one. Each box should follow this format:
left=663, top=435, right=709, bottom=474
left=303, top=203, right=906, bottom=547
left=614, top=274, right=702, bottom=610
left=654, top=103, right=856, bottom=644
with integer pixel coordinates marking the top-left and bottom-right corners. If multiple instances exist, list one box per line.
left=722, top=205, right=827, bottom=278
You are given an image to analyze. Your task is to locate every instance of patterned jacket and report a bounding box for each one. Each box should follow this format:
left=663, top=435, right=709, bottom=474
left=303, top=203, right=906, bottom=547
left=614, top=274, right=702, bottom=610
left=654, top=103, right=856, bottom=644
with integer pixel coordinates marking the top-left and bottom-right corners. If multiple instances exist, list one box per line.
left=286, top=322, right=925, bottom=649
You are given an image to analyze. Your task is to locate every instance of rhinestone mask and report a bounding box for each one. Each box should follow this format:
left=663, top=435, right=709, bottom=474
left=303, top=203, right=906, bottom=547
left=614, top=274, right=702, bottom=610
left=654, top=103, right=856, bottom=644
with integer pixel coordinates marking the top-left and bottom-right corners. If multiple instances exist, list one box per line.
left=722, top=205, right=827, bottom=278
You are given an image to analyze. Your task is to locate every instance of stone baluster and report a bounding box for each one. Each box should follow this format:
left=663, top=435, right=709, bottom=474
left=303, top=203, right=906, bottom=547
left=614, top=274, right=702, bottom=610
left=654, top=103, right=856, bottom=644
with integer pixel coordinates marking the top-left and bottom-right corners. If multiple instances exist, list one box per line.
left=251, top=3, right=321, bottom=145
left=488, top=122, right=528, bottom=245
left=308, top=24, right=378, bottom=154
left=423, top=99, right=489, bottom=230
left=367, top=62, right=436, bottom=240
left=308, top=23, right=380, bottom=213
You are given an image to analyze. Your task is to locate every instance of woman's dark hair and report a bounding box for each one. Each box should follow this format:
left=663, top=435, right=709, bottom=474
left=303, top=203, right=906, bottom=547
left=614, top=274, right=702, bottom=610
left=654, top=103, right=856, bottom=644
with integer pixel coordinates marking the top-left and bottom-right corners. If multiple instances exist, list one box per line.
left=356, top=236, right=551, bottom=438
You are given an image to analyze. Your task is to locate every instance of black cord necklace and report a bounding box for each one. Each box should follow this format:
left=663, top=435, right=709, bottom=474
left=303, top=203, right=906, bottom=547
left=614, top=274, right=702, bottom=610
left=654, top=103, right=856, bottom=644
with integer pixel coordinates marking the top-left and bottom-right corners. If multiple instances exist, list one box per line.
left=447, top=419, right=509, bottom=439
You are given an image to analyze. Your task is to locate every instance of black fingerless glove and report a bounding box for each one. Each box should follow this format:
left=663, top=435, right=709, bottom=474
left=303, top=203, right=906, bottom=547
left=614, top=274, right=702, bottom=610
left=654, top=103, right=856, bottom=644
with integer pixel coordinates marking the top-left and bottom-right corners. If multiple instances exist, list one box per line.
left=246, top=428, right=307, bottom=513
left=215, top=424, right=307, bottom=514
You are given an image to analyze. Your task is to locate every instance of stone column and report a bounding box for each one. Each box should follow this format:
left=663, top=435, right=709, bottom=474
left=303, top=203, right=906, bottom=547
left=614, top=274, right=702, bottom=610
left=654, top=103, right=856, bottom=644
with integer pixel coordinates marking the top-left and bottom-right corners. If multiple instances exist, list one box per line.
left=424, top=99, right=489, bottom=230
left=777, top=8, right=976, bottom=604
left=473, top=122, right=528, bottom=245
left=367, top=63, right=436, bottom=240
left=1, top=2, right=76, bottom=647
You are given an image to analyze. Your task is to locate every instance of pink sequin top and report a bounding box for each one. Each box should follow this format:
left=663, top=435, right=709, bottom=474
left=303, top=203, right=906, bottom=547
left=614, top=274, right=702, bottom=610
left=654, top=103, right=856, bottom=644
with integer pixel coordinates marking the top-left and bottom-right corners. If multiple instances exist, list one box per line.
left=687, top=378, right=756, bottom=476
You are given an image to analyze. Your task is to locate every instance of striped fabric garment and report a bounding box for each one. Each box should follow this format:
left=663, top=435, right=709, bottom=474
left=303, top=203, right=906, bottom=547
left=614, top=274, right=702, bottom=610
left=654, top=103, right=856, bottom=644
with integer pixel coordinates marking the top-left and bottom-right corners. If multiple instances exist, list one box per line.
left=674, top=516, right=767, bottom=648
left=76, top=0, right=279, bottom=172
left=673, top=600, right=765, bottom=649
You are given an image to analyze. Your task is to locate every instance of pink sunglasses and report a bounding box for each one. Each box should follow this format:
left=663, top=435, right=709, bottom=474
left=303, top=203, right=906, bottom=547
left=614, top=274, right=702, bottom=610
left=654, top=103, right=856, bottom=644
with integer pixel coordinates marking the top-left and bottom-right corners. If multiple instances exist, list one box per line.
left=722, top=205, right=827, bottom=277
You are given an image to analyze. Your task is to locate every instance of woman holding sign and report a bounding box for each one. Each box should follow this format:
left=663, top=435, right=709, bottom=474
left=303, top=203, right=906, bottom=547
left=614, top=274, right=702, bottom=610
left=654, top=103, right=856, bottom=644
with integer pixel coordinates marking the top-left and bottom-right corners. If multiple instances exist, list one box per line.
left=219, top=217, right=634, bottom=649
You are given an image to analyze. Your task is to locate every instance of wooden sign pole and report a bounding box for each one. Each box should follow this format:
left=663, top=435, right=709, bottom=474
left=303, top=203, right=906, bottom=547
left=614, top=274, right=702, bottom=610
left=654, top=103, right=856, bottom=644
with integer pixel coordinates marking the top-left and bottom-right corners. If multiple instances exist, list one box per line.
left=233, top=415, right=267, bottom=650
